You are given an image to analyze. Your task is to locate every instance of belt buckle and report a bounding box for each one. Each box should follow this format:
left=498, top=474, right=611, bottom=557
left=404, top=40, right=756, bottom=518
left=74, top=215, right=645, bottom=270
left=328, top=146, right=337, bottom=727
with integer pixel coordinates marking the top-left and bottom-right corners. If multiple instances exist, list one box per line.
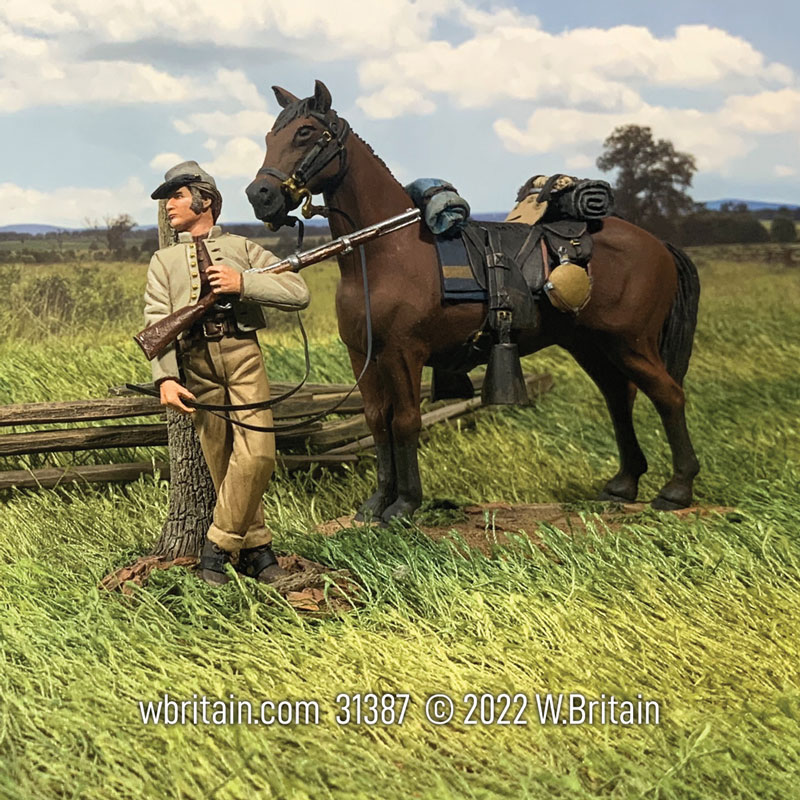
left=203, top=319, right=225, bottom=339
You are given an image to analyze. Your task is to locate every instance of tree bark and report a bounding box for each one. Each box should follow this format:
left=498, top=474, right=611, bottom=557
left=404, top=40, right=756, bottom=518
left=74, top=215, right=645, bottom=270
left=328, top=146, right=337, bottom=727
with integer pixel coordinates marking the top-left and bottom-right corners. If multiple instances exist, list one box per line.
left=149, top=200, right=216, bottom=559
left=150, top=408, right=215, bottom=559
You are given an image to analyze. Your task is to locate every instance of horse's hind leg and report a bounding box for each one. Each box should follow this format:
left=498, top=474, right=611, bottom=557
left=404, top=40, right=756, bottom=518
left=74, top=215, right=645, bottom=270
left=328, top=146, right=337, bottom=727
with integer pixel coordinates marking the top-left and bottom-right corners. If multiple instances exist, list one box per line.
left=569, top=341, right=648, bottom=501
left=348, top=349, right=397, bottom=521
left=618, top=349, right=700, bottom=510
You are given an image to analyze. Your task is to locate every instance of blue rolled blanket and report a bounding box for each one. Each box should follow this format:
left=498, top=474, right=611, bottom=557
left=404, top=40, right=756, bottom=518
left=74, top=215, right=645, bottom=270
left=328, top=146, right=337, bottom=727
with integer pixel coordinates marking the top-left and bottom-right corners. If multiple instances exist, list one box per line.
left=404, top=178, right=471, bottom=235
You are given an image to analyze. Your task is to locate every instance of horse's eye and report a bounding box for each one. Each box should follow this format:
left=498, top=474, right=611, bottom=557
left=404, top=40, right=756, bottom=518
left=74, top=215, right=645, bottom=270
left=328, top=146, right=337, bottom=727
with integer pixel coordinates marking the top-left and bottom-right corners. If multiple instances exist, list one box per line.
left=295, top=126, right=314, bottom=142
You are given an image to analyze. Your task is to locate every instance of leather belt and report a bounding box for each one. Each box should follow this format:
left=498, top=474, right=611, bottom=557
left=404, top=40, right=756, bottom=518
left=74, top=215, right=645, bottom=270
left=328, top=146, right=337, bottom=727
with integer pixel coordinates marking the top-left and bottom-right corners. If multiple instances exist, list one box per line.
left=186, top=313, right=240, bottom=342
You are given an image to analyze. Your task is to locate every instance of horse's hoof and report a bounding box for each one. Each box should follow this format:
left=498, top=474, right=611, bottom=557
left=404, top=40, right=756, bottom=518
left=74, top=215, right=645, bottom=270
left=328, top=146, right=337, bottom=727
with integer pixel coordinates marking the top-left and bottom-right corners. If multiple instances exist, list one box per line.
left=355, top=494, right=393, bottom=522
left=651, top=494, right=690, bottom=511
left=381, top=499, right=420, bottom=524
left=597, top=489, right=634, bottom=503
left=598, top=474, right=639, bottom=503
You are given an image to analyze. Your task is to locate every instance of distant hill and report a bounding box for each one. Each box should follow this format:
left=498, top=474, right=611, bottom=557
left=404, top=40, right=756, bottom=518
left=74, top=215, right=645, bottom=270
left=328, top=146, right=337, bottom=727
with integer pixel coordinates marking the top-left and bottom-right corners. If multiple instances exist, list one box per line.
left=0, top=224, right=76, bottom=234
left=4, top=200, right=798, bottom=236
left=702, top=199, right=800, bottom=212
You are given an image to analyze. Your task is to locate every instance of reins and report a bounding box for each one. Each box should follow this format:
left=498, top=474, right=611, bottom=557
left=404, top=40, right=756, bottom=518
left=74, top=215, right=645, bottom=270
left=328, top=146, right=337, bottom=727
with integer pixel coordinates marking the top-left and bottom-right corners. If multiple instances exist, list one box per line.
left=129, top=210, right=376, bottom=435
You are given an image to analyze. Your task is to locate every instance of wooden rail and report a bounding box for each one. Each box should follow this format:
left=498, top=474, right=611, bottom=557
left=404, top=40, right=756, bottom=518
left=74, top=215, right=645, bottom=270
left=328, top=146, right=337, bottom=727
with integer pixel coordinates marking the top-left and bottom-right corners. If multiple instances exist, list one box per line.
left=0, top=455, right=358, bottom=491
left=0, top=372, right=553, bottom=490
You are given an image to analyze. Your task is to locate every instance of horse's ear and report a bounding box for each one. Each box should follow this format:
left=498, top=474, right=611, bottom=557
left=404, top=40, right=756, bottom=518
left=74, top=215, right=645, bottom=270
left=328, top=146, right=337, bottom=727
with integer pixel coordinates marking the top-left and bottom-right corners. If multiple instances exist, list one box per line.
left=313, top=80, right=332, bottom=114
left=272, top=86, right=299, bottom=108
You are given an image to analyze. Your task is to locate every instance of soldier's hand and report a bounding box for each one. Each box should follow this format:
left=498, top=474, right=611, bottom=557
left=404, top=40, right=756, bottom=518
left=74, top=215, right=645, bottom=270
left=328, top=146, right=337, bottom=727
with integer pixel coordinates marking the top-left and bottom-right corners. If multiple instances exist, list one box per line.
left=159, top=379, right=196, bottom=414
left=207, top=263, right=243, bottom=295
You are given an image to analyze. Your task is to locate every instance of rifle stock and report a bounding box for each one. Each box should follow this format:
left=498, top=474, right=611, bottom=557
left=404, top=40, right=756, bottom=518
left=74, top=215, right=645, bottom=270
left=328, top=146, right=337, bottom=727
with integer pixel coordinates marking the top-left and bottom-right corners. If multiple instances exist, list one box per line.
left=134, top=293, right=218, bottom=361
left=133, top=208, right=421, bottom=361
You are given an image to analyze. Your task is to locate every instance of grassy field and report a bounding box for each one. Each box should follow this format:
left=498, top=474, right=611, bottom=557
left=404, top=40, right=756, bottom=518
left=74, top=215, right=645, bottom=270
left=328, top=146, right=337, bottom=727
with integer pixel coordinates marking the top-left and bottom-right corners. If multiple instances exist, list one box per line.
left=0, top=253, right=798, bottom=799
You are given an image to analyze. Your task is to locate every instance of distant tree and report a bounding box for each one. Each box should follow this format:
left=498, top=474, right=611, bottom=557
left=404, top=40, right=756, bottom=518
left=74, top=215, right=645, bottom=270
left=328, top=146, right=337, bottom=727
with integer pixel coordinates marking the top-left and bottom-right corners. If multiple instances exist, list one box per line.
left=770, top=215, right=797, bottom=243
left=597, top=124, right=696, bottom=238
left=104, top=214, right=137, bottom=257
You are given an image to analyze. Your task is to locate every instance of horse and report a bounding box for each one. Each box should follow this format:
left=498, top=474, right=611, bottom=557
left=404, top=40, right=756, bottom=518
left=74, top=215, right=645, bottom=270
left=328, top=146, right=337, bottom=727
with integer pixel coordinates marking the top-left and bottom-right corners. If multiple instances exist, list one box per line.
left=246, top=80, right=701, bottom=523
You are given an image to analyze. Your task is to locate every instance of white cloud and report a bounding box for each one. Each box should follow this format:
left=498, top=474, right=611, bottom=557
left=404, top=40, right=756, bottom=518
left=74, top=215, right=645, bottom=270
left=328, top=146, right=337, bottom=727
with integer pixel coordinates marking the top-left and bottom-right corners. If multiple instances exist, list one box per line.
left=721, top=89, right=800, bottom=134
left=151, top=137, right=263, bottom=181
left=173, top=110, right=276, bottom=138
left=150, top=152, right=185, bottom=171
left=0, top=0, right=456, bottom=56
left=357, top=86, right=435, bottom=119
left=0, top=46, right=266, bottom=114
left=357, top=23, right=793, bottom=119
left=494, top=104, right=752, bottom=172
left=564, top=154, right=595, bottom=171
left=0, top=177, right=151, bottom=227
left=774, top=165, right=796, bottom=178
left=203, top=137, right=265, bottom=179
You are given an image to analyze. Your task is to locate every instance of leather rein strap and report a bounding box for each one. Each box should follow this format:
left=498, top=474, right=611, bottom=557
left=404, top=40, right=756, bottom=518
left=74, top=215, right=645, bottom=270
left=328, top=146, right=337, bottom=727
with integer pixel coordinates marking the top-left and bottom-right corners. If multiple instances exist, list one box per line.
left=127, top=236, right=374, bottom=435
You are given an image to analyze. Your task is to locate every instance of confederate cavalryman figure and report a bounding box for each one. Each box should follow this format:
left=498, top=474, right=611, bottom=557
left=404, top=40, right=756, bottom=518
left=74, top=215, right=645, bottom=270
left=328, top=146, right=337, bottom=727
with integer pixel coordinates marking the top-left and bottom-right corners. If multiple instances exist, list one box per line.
left=145, top=160, right=310, bottom=585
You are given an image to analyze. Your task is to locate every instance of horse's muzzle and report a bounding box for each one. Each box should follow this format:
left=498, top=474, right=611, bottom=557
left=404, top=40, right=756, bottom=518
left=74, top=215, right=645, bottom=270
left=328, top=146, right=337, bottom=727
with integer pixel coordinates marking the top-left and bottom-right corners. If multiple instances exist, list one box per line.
left=245, top=176, right=287, bottom=223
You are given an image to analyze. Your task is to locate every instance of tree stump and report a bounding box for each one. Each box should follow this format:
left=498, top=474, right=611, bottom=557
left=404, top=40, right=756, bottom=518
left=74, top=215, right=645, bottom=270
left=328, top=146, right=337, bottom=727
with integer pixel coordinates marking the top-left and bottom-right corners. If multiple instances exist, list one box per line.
left=148, top=199, right=216, bottom=559
left=149, top=408, right=215, bottom=559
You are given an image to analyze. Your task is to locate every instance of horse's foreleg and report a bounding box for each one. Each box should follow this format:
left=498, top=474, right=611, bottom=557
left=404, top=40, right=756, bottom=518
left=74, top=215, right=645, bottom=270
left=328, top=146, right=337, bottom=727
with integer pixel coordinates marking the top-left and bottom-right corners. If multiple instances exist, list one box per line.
left=377, top=348, right=425, bottom=523
left=618, top=349, right=700, bottom=510
left=348, top=349, right=397, bottom=521
left=569, top=341, right=647, bottom=501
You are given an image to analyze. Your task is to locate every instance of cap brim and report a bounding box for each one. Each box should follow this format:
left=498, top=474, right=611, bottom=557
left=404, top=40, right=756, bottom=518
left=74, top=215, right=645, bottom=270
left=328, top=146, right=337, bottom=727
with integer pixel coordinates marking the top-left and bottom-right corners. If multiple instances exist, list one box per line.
left=150, top=173, right=203, bottom=200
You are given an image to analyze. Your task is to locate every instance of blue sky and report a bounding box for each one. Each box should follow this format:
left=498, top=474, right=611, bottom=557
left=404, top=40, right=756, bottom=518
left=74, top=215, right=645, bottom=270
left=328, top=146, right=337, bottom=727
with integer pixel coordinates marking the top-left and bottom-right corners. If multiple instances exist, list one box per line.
left=1, top=1, right=798, bottom=227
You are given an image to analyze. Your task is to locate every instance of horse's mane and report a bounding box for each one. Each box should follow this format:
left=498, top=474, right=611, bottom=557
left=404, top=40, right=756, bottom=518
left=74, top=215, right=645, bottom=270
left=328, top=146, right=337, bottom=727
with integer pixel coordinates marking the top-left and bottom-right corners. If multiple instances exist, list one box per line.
left=350, top=130, right=403, bottom=190
left=274, top=96, right=405, bottom=192
left=273, top=98, right=318, bottom=132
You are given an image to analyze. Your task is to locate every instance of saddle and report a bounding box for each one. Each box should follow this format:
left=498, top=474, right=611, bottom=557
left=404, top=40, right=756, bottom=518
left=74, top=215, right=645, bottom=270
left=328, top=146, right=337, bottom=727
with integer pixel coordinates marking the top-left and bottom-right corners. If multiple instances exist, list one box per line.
left=437, top=218, right=594, bottom=306
left=428, top=219, right=595, bottom=401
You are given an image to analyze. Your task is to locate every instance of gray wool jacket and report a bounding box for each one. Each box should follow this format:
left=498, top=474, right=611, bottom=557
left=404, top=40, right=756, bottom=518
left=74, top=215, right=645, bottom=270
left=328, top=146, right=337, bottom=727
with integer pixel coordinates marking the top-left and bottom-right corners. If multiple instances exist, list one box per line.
left=143, top=225, right=310, bottom=383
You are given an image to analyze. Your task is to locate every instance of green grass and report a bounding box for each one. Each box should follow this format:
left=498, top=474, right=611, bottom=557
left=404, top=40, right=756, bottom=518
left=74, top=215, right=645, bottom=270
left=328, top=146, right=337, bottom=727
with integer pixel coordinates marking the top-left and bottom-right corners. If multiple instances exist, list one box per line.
left=0, top=254, right=799, bottom=799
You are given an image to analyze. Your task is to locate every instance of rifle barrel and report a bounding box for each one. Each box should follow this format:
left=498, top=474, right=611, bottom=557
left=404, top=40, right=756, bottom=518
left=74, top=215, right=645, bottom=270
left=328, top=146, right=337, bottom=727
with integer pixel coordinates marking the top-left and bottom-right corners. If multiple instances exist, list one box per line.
left=249, top=207, right=421, bottom=274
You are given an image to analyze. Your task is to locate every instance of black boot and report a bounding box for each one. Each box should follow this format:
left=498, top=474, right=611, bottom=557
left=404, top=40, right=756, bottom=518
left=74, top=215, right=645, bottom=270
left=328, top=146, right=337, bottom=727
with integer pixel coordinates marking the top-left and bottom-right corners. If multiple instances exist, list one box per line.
left=199, top=540, right=231, bottom=586
left=238, top=544, right=289, bottom=584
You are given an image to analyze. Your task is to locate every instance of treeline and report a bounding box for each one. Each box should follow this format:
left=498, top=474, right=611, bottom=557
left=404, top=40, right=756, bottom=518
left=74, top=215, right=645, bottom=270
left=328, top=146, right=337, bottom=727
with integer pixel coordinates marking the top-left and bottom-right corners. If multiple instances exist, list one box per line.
left=672, top=204, right=797, bottom=247
left=0, top=226, right=330, bottom=265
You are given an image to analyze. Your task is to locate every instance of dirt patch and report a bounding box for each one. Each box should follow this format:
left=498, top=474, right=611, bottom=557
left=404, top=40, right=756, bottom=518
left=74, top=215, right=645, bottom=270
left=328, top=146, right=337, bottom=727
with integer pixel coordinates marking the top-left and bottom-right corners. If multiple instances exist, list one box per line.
left=316, top=502, right=735, bottom=557
left=100, top=553, right=360, bottom=614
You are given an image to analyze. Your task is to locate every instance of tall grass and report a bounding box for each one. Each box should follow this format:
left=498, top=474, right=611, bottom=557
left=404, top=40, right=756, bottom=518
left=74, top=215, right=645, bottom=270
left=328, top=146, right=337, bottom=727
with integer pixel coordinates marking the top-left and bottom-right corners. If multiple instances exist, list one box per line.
left=0, top=254, right=798, bottom=799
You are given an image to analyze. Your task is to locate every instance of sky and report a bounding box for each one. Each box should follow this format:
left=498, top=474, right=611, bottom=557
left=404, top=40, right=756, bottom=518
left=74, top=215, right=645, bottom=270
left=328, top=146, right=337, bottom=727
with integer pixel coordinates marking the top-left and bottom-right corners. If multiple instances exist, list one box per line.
left=1, top=0, right=798, bottom=227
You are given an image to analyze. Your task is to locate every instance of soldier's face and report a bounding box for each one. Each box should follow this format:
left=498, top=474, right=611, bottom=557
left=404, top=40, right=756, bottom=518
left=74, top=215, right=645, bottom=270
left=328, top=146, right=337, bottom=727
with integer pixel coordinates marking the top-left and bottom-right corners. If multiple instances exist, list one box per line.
left=165, top=186, right=200, bottom=232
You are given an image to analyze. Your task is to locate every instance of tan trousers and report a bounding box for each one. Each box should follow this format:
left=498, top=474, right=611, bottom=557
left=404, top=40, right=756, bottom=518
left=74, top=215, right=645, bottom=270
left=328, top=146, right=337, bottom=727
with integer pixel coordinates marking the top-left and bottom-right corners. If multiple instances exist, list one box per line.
left=181, top=334, right=276, bottom=555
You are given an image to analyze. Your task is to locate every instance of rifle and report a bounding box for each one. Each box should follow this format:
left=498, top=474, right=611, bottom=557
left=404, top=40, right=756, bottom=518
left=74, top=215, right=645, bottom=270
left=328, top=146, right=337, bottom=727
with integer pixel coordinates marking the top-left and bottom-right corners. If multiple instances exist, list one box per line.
left=134, top=207, right=421, bottom=361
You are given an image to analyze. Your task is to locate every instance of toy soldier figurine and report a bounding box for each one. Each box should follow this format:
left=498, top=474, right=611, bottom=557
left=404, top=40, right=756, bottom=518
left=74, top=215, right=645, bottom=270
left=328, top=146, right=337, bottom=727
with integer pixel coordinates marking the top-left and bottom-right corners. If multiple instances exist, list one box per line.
left=145, top=160, right=310, bottom=585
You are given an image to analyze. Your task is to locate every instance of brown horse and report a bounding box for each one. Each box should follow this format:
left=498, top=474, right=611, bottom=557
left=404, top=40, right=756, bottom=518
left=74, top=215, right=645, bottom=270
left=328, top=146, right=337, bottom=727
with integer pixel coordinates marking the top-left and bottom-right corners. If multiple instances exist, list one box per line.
left=246, top=80, right=701, bottom=522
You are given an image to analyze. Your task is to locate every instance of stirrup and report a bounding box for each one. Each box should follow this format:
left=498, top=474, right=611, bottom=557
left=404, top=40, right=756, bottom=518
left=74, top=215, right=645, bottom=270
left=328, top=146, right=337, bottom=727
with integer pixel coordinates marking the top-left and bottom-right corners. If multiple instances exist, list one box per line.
left=237, top=544, right=278, bottom=578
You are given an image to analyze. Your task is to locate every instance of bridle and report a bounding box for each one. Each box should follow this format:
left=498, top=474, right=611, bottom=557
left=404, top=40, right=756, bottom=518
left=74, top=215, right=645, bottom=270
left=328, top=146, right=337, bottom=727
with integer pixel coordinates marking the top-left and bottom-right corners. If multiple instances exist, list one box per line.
left=255, top=109, right=351, bottom=225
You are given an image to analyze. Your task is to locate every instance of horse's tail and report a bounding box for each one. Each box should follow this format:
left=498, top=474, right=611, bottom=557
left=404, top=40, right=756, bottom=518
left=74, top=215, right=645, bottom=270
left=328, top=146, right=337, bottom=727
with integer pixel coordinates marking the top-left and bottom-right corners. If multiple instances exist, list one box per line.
left=660, top=243, right=700, bottom=386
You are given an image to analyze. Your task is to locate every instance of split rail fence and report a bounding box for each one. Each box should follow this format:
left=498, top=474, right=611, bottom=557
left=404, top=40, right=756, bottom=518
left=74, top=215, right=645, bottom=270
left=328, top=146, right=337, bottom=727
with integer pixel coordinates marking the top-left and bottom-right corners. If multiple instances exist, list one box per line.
left=0, top=373, right=553, bottom=490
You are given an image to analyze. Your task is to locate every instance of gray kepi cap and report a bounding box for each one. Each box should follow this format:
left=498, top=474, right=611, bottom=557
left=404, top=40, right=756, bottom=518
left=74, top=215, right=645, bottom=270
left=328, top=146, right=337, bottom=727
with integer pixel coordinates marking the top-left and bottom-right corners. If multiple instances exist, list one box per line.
left=150, top=160, right=218, bottom=200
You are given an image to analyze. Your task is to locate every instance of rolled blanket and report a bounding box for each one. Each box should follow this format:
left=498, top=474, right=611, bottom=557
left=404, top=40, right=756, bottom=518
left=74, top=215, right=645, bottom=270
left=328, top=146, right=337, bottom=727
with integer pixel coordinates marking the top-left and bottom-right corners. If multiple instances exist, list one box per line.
left=551, top=179, right=614, bottom=220
left=405, top=178, right=471, bottom=235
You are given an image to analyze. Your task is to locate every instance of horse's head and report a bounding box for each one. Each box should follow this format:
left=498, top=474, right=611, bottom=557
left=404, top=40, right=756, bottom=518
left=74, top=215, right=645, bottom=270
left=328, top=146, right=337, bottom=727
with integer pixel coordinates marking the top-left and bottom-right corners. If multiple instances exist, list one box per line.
left=246, top=80, right=350, bottom=228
